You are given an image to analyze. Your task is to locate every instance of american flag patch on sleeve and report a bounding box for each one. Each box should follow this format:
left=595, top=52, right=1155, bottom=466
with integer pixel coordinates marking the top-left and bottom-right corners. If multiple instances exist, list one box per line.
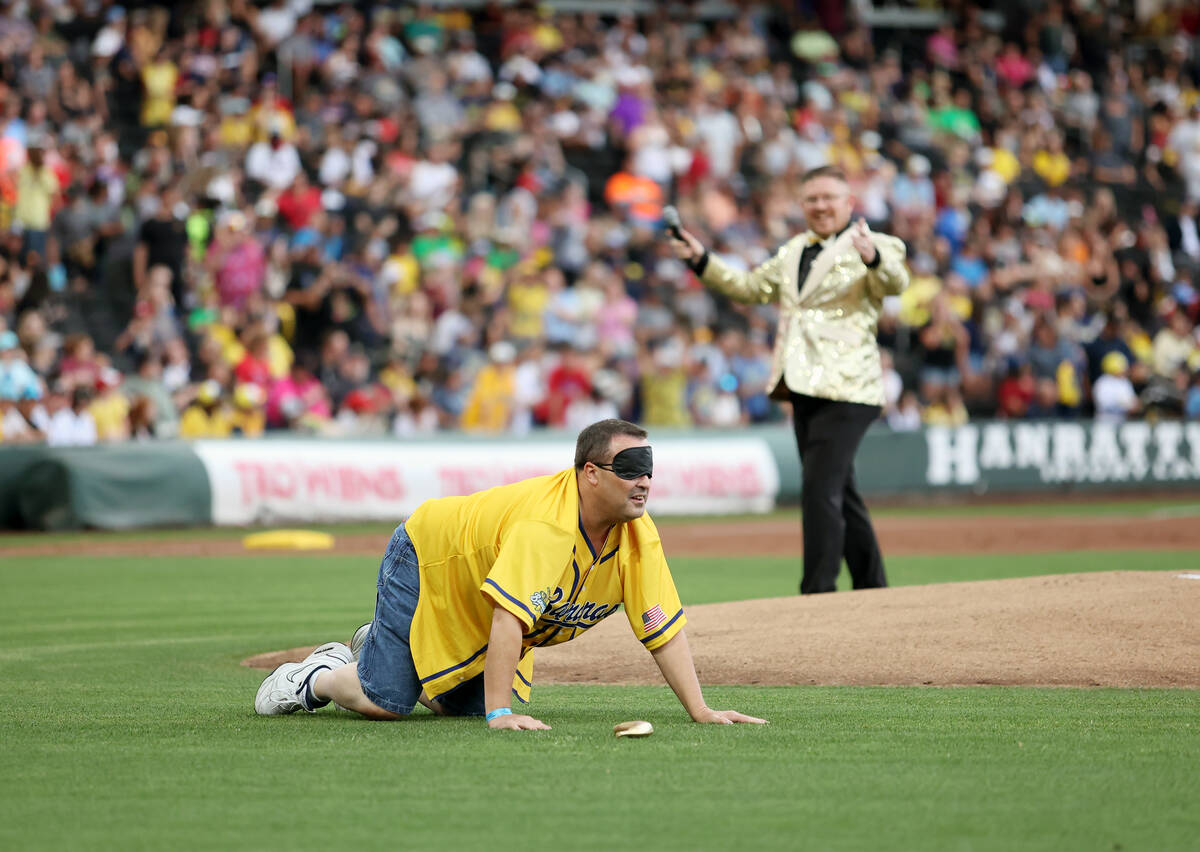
left=641, top=605, right=667, bottom=632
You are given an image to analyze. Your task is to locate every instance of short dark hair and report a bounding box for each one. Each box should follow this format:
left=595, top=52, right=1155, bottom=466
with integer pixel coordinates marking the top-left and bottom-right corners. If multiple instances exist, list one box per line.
left=574, top=419, right=648, bottom=469
left=800, top=165, right=849, bottom=185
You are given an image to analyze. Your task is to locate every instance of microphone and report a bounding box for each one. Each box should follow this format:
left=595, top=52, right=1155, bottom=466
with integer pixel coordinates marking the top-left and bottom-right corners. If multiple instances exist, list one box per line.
left=662, top=205, right=683, bottom=240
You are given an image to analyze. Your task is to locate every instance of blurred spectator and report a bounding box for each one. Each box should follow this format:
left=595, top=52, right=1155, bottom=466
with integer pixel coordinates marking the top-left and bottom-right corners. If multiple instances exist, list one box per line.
left=638, top=335, right=690, bottom=427
left=593, top=269, right=637, bottom=358
left=888, top=390, right=923, bottom=432
left=207, top=213, right=266, bottom=311
left=566, top=384, right=621, bottom=433
left=880, top=349, right=903, bottom=418
left=161, top=336, right=192, bottom=395
left=1152, top=310, right=1197, bottom=378
left=1084, top=313, right=1135, bottom=386
left=245, top=131, right=302, bottom=192
left=127, top=394, right=157, bottom=441
left=923, top=387, right=969, bottom=427
left=393, top=389, right=440, bottom=437
left=604, top=154, right=664, bottom=228
left=90, top=367, right=130, bottom=442
left=231, top=383, right=267, bottom=438
left=1027, top=377, right=1064, bottom=419
left=1093, top=352, right=1140, bottom=424
left=266, top=358, right=331, bottom=432
left=461, top=340, right=517, bottom=433
left=539, top=344, right=591, bottom=427
left=0, top=330, right=40, bottom=401
left=234, top=329, right=273, bottom=392
left=276, top=172, right=323, bottom=231
left=917, top=294, right=968, bottom=402
left=996, top=362, right=1036, bottom=419
left=0, top=380, right=46, bottom=443
left=511, top=340, right=545, bottom=434
left=892, top=155, right=935, bottom=224
left=688, top=357, right=744, bottom=428
left=179, top=379, right=232, bottom=439
left=122, top=347, right=178, bottom=438
left=1027, top=318, right=1081, bottom=383
left=1141, top=366, right=1192, bottom=421
left=14, top=137, right=58, bottom=265
left=45, top=385, right=97, bottom=447
left=114, top=270, right=179, bottom=361
left=134, top=186, right=188, bottom=309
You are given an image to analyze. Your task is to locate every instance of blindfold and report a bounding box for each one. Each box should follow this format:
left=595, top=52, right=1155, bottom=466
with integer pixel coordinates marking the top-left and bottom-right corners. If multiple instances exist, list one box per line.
left=594, top=445, right=653, bottom=480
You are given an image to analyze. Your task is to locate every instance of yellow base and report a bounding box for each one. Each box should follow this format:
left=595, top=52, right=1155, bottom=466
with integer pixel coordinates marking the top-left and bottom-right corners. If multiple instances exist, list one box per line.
left=242, top=529, right=335, bottom=550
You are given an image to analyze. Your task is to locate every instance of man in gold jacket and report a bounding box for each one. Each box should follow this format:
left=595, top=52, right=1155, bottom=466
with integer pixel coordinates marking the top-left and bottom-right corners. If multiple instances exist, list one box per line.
left=670, top=165, right=909, bottom=594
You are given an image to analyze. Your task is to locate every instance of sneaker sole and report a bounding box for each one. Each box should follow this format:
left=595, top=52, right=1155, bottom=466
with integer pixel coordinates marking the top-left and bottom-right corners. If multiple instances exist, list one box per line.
left=254, top=662, right=301, bottom=715
left=308, top=642, right=353, bottom=666
left=254, top=643, right=352, bottom=716
left=350, top=622, right=372, bottom=661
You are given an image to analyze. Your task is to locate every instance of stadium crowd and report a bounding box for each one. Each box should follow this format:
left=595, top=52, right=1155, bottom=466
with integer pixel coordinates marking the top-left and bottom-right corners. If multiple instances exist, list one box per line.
left=1, top=0, right=1200, bottom=445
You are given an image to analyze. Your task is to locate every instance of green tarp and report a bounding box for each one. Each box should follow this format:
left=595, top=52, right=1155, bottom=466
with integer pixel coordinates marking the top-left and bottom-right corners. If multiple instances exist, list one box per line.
left=1, top=443, right=211, bottom=531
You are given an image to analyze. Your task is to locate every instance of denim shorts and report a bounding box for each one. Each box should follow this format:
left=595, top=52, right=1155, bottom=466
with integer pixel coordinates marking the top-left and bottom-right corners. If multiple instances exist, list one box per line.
left=919, top=365, right=961, bottom=389
left=356, top=524, right=485, bottom=717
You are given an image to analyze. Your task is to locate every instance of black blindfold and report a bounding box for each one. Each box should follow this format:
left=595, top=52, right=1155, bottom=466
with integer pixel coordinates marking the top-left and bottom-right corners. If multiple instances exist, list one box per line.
left=594, top=446, right=653, bottom=480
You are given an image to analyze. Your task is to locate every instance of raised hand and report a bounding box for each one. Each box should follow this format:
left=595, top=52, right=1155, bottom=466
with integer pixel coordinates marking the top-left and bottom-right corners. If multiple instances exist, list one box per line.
left=850, top=218, right=877, bottom=265
left=668, top=226, right=706, bottom=264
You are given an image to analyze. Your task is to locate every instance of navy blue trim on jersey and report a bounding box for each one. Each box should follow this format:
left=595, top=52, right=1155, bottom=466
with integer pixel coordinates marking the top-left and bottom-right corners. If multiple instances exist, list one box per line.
left=420, top=642, right=489, bottom=684
left=599, top=548, right=618, bottom=564
left=482, top=578, right=537, bottom=624
left=639, top=608, right=684, bottom=646
left=578, top=516, right=598, bottom=560
left=534, top=628, right=565, bottom=647
left=512, top=688, right=528, bottom=704
left=567, top=558, right=581, bottom=598
left=514, top=667, right=532, bottom=688
left=524, top=621, right=557, bottom=640
left=533, top=613, right=618, bottom=632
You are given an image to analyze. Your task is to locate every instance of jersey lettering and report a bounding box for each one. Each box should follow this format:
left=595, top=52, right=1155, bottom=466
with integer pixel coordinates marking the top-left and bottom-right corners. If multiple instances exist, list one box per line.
left=542, top=592, right=622, bottom=627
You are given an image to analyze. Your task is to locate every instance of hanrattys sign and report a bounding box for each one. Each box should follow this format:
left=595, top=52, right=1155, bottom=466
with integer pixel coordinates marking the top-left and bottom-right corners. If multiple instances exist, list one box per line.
left=926, top=421, right=1200, bottom=486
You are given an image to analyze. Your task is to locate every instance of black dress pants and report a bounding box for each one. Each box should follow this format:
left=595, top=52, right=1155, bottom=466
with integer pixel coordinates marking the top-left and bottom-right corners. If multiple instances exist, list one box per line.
left=789, top=392, right=886, bottom=594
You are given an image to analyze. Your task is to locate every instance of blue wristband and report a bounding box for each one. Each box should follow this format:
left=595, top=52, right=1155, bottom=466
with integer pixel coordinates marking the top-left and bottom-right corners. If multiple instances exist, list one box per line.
left=486, top=708, right=513, bottom=722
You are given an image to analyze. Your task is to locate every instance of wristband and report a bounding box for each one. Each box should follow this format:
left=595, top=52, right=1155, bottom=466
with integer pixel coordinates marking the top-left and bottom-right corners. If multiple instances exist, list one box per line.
left=485, top=707, right=513, bottom=722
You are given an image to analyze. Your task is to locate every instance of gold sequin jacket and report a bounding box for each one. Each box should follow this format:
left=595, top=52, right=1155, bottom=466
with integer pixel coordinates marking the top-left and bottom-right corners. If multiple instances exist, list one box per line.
left=699, top=229, right=909, bottom=406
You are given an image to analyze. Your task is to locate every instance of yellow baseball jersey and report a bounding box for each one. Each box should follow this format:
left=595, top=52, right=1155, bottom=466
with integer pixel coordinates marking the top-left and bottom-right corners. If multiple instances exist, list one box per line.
left=404, top=468, right=685, bottom=705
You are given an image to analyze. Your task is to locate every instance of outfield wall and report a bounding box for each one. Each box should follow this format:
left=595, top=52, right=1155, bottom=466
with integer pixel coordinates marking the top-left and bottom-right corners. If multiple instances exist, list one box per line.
left=2, top=420, right=1199, bottom=530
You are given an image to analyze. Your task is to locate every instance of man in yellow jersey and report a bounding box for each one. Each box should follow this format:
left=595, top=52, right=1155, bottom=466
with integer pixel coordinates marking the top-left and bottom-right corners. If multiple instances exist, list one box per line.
left=255, top=419, right=766, bottom=731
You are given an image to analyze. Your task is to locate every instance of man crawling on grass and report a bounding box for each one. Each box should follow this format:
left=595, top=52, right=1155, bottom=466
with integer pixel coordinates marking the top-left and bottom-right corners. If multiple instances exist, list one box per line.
left=254, top=418, right=767, bottom=731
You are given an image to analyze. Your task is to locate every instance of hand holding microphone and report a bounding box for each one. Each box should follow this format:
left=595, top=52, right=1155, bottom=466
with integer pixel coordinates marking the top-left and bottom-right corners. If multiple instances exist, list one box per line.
left=663, top=204, right=684, bottom=240
left=663, top=205, right=705, bottom=266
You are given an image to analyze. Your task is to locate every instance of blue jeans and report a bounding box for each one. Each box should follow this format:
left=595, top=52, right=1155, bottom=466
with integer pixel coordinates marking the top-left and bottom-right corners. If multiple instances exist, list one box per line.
left=356, top=524, right=485, bottom=716
left=20, top=229, right=47, bottom=264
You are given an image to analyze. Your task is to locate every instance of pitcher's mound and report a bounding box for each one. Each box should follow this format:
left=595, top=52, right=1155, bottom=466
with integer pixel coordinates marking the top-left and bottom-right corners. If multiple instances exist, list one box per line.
left=244, top=571, right=1200, bottom=688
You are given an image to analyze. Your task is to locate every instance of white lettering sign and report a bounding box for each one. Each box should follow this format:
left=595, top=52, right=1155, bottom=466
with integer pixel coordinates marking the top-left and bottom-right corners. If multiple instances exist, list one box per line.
left=925, top=425, right=979, bottom=485
left=924, top=421, right=1200, bottom=487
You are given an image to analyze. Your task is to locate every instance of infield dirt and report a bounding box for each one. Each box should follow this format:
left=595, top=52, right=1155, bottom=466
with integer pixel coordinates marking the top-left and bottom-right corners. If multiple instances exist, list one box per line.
left=6, top=510, right=1200, bottom=558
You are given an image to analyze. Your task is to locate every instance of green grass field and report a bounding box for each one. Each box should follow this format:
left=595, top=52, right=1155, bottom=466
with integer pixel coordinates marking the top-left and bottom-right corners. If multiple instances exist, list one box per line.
left=2, top=503, right=1199, bottom=851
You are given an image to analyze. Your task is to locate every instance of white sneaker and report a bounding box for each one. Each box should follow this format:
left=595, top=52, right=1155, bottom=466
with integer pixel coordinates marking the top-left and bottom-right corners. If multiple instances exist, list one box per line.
left=350, top=622, right=372, bottom=662
left=254, top=641, right=353, bottom=716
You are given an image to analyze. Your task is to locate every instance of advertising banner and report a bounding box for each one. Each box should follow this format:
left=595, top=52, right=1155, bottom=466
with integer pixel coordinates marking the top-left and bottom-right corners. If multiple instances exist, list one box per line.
left=924, top=421, right=1200, bottom=489
left=193, top=437, right=780, bottom=526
